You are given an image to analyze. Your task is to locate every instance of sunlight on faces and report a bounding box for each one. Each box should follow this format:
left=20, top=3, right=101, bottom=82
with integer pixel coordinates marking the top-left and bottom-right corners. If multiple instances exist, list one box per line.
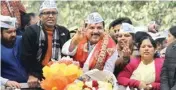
left=117, top=32, right=133, bottom=48
left=40, top=8, right=58, bottom=28
left=139, top=39, right=155, bottom=60
left=167, top=32, right=176, bottom=46
left=85, top=22, right=104, bottom=45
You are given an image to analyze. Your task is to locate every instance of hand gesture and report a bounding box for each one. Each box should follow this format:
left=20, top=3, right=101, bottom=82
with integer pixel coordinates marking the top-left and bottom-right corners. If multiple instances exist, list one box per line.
left=122, top=40, right=131, bottom=57
left=72, top=27, right=85, bottom=45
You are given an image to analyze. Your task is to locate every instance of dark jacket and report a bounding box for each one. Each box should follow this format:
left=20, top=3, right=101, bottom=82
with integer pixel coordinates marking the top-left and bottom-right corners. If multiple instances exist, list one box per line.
left=21, top=24, right=70, bottom=79
left=161, top=41, right=176, bottom=90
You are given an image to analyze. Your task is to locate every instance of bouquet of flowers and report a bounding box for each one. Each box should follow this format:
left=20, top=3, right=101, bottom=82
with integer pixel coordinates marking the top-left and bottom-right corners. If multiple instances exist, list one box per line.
left=40, top=57, right=83, bottom=90
left=66, top=80, right=113, bottom=90
left=66, top=69, right=118, bottom=90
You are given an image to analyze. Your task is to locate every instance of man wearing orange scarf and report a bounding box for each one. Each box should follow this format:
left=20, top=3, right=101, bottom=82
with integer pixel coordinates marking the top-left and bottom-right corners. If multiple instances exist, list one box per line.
left=62, top=12, right=118, bottom=72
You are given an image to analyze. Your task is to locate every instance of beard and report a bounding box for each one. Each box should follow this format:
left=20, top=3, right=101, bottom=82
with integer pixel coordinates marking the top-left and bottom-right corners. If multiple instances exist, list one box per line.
left=1, top=36, right=16, bottom=48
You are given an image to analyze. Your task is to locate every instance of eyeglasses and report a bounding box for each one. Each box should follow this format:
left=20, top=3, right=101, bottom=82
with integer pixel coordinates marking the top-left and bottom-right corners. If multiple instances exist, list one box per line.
left=40, top=11, right=58, bottom=16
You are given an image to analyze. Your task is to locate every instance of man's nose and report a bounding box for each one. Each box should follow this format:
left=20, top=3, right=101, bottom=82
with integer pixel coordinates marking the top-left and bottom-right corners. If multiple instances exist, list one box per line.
left=93, top=28, right=99, bottom=33
left=49, top=13, right=54, bottom=17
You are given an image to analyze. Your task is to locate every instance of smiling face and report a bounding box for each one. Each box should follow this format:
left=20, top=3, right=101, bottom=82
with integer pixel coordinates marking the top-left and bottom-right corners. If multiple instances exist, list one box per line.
left=85, top=22, right=104, bottom=45
left=139, top=39, right=155, bottom=60
left=117, top=32, right=133, bottom=49
left=40, top=8, right=58, bottom=29
left=109, top=24, right=121, bottom=42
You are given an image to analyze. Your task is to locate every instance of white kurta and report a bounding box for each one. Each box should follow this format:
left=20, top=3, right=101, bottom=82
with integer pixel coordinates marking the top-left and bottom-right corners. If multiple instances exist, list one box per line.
left=0, top=77, right=8, bottom=86
left=130, top=61, right=155, bottom=84
left=62, top=39, right=119, bottom=72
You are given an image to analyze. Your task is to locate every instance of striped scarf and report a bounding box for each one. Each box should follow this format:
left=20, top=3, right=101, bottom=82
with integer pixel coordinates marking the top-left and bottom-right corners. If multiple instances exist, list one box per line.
left=36, top=22, right=60, bottom=62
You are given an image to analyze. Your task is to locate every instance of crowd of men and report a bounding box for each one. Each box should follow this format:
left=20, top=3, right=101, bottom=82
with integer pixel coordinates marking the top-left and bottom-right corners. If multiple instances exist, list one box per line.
left=1, top=0, right=176, bottom=90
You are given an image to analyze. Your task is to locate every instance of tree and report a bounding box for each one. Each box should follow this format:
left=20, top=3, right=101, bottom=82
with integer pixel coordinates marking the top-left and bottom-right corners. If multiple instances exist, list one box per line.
left=21, top=0, right=176, bottom=31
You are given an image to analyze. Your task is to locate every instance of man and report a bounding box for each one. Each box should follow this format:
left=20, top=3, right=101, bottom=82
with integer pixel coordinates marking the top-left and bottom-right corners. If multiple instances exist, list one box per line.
left=161, top=26, right=176, bottom=90
left=17, top=12, right=39, bottom=35
left=109, top=17, right=132, bottom=43
left=1, top=15, right=27, bottom=88
left=21, top=0, right=70, bottom=88
left=62, top=12, right=118, bottom=73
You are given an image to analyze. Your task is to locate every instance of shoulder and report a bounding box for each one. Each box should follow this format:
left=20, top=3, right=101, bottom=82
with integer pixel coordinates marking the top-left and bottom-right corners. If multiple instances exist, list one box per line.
left=16, top=36, right=22, bottom=43
left=25, top=24, right=40, bottom=34
left=127, top=57, right=141, bottom=69
left=23, top=24, right=39, bottom=38
left=153, top=58, right=164, bottom=70
left=166, top=41, right=176, bottom=51
left=56, top=25, right=69, bottom=33
left=16, top=36, right=22, bottom=40
left=165, top=41, right=176, bottom=57
left=155, top=58, right=164, bottom=62
left=155, top=58, right=164, bottom=64
left=130, top=57, right=141, bottom=64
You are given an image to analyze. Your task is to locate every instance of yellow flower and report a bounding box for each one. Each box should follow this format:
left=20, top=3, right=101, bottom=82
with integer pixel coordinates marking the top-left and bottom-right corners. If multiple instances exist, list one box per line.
left=41, top=62, right=83, bottom=90
left=43, top=66, right=51, bottom=78
left=50, top=63, right=67, bottom=74
left=66, top=83, right=82, bottom=90
left=64, top=64, right=82, bottom=76
left=52, top=87, right=57, bottom=90
left=76, top=81, right=84, bottom=87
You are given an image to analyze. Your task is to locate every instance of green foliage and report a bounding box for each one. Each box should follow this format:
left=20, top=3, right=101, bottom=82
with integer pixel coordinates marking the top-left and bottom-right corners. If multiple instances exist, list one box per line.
left=21, top=1, right=176, bottom=31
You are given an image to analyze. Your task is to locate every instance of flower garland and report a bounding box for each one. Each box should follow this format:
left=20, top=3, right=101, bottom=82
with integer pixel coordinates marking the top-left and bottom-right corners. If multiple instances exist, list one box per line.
left=94, top=34, right=109, bottom=70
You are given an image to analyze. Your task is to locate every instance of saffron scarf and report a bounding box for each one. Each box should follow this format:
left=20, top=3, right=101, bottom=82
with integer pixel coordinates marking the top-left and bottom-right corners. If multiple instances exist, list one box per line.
left=73, top=34, right=116, bottom=70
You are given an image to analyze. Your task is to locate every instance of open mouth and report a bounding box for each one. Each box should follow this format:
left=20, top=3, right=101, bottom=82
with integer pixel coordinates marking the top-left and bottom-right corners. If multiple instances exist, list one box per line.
left=47, top=19, right=54, bottom=22
left=144, top=52, right=150, bottom=54
left=47, top=20, right=54, bottom=23
left=91, top=33, right=100, bottom=36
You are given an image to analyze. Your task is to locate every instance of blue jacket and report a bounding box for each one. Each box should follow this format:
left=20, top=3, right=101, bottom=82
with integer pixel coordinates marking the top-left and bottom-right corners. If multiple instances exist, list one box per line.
left=1, top=36, right=28, bottom=83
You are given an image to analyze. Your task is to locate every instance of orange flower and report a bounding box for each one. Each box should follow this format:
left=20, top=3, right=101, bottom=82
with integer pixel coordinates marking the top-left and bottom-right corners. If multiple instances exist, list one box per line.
left=41, top=75, right=68, bottom=90
left=41, top=58, right=82, bottom=90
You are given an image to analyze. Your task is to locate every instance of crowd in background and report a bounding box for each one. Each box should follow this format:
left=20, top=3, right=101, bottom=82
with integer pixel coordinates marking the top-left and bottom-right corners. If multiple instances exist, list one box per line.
left=1, top=0, right=176, bottom=90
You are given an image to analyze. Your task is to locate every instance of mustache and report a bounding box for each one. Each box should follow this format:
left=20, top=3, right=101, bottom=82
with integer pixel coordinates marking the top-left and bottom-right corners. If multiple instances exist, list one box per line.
left=91, top=32, right=100, bottom=36
left=47, top=18, right=54, bottom=20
